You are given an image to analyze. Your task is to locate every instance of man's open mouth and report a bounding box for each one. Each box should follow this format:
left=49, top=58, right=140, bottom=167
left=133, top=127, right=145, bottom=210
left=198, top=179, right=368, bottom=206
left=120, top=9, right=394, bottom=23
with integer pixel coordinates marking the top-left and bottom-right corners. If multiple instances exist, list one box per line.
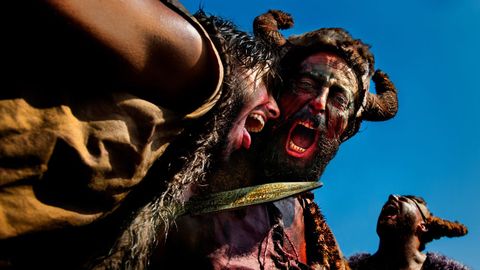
left=245, top=113, right=265, bottom=133
left=382, top=203, right=399, bottom=219
left=285, top=120, right=319, bottom=157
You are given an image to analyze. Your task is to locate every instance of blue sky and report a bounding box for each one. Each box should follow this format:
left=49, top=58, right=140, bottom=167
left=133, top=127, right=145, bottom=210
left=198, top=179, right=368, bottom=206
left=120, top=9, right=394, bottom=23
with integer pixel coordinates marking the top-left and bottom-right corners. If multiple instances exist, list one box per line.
left=184, top=1, right=480, bottom=267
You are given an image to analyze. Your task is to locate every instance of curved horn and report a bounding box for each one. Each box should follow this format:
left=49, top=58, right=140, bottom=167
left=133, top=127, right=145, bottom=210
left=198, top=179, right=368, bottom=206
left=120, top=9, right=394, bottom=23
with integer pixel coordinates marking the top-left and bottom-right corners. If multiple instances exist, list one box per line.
left=362, top=70, right=399, bottom=121
left=253, top=10, right=294, bottom=46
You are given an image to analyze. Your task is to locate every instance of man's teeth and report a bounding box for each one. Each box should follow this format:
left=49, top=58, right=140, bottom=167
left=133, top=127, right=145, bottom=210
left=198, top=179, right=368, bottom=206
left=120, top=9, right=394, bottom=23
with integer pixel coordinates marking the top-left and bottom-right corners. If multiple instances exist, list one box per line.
left=289, top=140, right=306, bottom=153
left=286, top=120, right=315, bottom=154
left=298, top=120, right=315, bottom=129
left=246, top=113, right=265, bottom=133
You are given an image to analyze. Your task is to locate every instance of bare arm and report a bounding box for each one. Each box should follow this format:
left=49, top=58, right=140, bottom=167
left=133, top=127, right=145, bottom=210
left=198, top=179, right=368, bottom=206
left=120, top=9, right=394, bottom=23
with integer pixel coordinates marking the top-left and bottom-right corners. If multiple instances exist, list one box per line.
left=46, top=0, right=219, bottom=112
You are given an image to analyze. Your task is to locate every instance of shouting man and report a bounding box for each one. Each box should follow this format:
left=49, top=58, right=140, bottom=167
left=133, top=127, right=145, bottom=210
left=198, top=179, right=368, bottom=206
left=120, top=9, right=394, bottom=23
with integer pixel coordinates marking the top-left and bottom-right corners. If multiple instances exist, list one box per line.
left=348, top=195, right=470, bottom=270
left=254, top=11, right=398, bottom=183
left=156, top=10, right=399, bottom=269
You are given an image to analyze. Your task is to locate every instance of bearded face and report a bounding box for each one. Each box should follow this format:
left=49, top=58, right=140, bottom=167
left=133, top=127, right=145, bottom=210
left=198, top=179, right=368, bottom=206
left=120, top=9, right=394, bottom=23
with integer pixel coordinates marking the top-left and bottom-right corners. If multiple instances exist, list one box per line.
left=255, top=52, right=359, bottom=182
left=224, top=67, right=280, bottom=156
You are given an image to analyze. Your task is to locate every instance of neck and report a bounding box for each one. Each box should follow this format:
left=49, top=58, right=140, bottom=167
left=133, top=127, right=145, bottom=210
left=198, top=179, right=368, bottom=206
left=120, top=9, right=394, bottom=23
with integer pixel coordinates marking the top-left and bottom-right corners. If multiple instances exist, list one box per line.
left=372, top=236, right=426, bottom=270
left=203, top=150, right=257, bottom=193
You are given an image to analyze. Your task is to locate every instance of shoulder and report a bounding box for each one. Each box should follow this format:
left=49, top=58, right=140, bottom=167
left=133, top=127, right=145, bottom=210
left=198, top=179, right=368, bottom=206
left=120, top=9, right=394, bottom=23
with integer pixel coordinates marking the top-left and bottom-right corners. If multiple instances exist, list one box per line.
left=424, top=252, right=471, bottom=270
left=348, top=253, right=372, bottom=270
left=149, top=0, right=224, bottom=115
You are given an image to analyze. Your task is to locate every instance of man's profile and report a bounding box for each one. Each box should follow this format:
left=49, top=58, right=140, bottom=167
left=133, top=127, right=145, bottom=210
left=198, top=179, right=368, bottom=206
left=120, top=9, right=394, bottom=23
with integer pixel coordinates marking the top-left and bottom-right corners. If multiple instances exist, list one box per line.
left=349, top=194, right=469, bottom=270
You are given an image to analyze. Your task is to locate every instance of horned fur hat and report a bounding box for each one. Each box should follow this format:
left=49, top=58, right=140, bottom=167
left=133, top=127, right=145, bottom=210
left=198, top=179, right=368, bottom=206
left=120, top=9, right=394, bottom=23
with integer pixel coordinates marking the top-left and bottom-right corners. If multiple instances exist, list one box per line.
left=254, top=10, right=399, bottom=140
left=404, top=195, right=468, bottom=251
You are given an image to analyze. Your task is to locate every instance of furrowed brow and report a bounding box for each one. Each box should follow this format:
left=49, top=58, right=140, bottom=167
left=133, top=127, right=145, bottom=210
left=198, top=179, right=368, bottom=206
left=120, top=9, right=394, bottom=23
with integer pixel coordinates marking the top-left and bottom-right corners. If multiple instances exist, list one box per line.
left=296, top=71, right=327, bottom=84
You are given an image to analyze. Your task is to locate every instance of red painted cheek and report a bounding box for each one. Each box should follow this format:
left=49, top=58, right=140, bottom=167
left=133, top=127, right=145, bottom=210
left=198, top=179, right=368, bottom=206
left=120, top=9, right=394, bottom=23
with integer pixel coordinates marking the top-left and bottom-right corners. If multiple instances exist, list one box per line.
left=326, top=107, right=349, bottom=139
left=279, top=93, right=311, bottom=120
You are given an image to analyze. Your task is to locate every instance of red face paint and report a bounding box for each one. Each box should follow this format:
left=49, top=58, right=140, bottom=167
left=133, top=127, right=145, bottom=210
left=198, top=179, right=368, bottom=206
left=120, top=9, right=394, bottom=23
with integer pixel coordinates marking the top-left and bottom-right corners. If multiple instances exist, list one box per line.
left=225, top=68, right=280, bottom=156
left=278, top=52, right=358, bottom=160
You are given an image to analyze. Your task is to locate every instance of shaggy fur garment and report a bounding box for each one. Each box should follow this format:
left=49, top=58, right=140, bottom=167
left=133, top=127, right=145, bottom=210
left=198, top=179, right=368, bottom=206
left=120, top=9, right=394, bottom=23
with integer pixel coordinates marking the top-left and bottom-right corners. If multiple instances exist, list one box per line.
left=348, top=252, right=471, bottom=270
left=303, top=192, right=350, bottom=270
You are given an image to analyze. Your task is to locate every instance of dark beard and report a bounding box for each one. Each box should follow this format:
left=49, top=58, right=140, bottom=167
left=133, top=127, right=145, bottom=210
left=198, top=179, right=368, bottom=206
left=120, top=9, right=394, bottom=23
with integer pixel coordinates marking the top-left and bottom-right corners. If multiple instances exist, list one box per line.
left=88, top=72, right=245, bottom=269
left=253, top=117, right=341, bottom=183
left=377, top=211, right=417, bottom=241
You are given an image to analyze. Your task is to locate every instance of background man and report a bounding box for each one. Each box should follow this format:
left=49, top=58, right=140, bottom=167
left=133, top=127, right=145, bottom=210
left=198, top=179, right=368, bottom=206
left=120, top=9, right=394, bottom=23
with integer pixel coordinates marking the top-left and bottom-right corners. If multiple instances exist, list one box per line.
left=348, top=194, right=469, bottom=270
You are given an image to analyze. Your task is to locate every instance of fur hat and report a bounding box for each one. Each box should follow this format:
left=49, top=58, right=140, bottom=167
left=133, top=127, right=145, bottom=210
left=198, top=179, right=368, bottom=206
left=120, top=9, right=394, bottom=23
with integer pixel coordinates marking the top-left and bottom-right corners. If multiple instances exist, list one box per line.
left=405, top=195, right=468, bottom=251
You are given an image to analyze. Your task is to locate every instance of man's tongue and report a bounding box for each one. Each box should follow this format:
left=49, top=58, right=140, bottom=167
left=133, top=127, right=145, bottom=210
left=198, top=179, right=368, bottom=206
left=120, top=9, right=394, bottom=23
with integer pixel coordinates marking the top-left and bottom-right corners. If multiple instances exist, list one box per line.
left=242, top=128, right=251, bottom=149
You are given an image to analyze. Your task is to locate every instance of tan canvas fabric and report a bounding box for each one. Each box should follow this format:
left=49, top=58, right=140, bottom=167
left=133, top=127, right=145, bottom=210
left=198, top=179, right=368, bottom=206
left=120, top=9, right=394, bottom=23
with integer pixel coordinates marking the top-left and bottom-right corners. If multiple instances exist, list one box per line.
left=0, top=2, right=223, bottom=239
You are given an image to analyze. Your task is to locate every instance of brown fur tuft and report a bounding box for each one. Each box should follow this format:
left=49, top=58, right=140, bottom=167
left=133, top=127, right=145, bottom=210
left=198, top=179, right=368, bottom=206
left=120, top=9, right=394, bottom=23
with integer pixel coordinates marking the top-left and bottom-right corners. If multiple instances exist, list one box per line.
left=424, top=216, right=468, bottom=242
left=418, top=213, right=468, bottom=251
left=268, top=10, right=294, bottom=29
left=253, top=10, right=294, bottom=46
left=303, top=192, right=350, bottom=270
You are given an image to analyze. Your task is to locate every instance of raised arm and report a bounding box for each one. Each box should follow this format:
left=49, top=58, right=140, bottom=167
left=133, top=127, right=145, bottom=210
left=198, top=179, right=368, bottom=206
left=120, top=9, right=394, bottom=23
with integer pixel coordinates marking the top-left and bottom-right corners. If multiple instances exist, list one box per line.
left=45, top=0, right=221, bottom=112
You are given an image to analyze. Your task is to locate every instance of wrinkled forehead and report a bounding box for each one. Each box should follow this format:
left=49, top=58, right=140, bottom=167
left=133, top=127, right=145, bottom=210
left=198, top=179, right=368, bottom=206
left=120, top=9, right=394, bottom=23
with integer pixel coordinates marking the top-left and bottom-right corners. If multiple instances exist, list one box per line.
left=300, top=51, right=350, bottom=71
left=299, top=51, right=359, bottom=93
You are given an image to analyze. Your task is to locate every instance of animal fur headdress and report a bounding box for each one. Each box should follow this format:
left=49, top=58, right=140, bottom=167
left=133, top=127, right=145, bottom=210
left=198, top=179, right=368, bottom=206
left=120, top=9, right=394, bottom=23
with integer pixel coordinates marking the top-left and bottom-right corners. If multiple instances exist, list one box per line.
left=405, top=195, right=468, bottom=251
left=254, top=10, right=399, bottom=141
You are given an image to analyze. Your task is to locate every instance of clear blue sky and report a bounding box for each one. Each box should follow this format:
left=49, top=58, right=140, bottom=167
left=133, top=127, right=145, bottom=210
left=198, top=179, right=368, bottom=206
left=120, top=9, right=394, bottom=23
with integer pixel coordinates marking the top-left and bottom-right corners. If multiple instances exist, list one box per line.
left=184, top=1, right=479, bottom=268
